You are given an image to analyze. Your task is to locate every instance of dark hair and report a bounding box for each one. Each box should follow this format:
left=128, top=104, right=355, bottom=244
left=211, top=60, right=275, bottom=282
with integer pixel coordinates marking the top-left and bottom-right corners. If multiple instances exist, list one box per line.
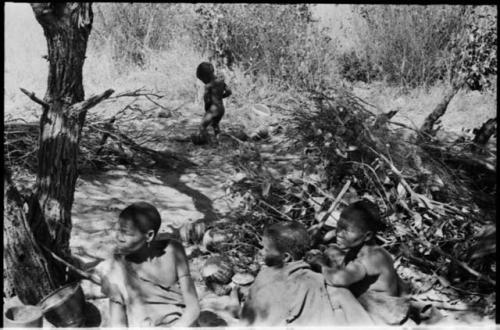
left=119, top=202, right=161, bottom=235
left=264, top=221, right=311, bottom=260
left=340, top=200, right=384, bottom=233
left=196, top=62, right=215, bottom=84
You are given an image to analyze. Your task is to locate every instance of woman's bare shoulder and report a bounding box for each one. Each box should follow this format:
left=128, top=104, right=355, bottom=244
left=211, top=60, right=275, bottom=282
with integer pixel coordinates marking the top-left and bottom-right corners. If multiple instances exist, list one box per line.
left=358, top=245, right=394, bottom=269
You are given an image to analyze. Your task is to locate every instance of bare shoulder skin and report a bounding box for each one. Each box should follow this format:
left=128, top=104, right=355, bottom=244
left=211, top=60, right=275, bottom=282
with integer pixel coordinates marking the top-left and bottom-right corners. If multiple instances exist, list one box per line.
left=356, top=245, right=398, bottom=295
left=323, top=245, right=398, bottom=296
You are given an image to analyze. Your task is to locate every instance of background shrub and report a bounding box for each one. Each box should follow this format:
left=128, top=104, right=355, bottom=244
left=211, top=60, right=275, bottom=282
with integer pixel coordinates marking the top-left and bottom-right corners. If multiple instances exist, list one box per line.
left=190, top=4, right=339, bottom=90
left=91, top=3, right=192, bottom=68
left=341, top=5, right=468, bottom=88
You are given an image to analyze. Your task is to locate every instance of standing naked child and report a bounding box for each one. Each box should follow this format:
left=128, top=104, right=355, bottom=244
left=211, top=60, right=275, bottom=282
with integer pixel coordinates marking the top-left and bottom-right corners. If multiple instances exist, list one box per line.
left=240, top=221, right=341, bottom=326
left=96, top=202, right=200, bottom=327
left=195, top=62, right=232, bottom=142
left=322, top=200, right=410, bottom=325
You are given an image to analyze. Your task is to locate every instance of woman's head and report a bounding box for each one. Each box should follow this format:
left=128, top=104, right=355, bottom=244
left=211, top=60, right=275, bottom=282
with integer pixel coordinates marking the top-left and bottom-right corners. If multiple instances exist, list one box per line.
left=262, top=221, right=310, bottom=267
left=115, top=202, right=162, bottom=254
left=336, top=200, right=383, bottom=250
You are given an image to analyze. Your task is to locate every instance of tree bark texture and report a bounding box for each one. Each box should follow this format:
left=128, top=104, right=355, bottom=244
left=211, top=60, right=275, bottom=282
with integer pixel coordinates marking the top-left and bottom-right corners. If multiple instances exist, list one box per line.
left=3, top=3, right=94, bottom=302
left=29, top=3, right=93, bottom=256
left=4, top=170, right=55, bottom=304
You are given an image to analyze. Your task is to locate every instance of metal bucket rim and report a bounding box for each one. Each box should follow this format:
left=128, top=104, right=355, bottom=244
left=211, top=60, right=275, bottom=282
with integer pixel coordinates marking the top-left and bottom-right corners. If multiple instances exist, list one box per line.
left=38, top=281, right=83, bottom=312
left=4, top=305, right=43, bottom=324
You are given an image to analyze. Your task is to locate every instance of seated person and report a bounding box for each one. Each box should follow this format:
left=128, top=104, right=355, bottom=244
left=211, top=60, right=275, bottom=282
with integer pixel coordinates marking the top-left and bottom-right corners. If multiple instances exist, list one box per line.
left=96, top=202, right=200, bottom=327
left=322, top=200, right=410, bottom=325
left=240, top=221, right=341, bottom=326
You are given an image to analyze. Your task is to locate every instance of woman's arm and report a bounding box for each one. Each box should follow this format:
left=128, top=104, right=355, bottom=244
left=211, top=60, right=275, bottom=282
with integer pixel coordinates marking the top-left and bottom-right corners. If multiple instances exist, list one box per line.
left=172, top=241, right=200, bottom=326
left=99, top=265, right=128, bottom=327
left=222, top=83, right=232, bottom=98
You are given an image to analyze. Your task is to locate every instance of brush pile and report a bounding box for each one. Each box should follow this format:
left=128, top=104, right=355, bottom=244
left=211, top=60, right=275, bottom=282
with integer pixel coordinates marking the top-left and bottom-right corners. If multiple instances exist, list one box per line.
left=5, top=89, right=182, bottom=173
left=223, top=86, right=495, bottom=313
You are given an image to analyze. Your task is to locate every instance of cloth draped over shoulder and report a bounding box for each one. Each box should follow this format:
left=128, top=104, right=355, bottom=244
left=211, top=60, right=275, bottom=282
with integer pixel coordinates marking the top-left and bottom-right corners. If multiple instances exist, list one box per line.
left=241, top=260, right=341, bottom=326
left=97, top=255, right=185, bottom=327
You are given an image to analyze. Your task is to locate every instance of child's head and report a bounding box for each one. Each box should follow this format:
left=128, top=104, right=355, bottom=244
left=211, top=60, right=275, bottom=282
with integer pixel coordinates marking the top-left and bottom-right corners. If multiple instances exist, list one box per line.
left=261, top=221, right=310, bottom=267
left=196, top=62, right=215, bottom=84
left=336, top=200, right=383, bottom=250
left=115, top=202, right=161, bottom=254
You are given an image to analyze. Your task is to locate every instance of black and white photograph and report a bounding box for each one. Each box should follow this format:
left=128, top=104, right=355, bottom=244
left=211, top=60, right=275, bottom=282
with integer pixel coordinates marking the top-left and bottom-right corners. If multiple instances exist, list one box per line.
left=3, top=3, right=497, bottom=328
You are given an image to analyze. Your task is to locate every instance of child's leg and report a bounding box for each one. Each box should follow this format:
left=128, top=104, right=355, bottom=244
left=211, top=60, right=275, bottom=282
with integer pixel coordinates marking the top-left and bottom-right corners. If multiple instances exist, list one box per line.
left=200, top=112, right=215, bottom=135
left=212, top=116, right=222, bottom=136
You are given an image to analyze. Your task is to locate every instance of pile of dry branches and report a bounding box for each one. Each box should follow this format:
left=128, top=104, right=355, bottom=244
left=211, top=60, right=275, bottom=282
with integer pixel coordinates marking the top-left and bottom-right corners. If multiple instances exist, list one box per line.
left=224, top=86, right=496, bottom=299
left=5, top=88, right=181, bottom=173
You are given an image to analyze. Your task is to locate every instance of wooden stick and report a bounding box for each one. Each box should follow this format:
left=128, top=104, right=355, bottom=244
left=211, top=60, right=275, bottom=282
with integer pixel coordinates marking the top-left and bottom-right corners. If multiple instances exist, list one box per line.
left=259, top=200, right=294, bottom=221
left=368, top=147, right=434, bottom=210
left=40, top=245, right=102, bottom=285
left=317, top=180, right=351, bottom=228
left=19, top=88, right=49, bottom=109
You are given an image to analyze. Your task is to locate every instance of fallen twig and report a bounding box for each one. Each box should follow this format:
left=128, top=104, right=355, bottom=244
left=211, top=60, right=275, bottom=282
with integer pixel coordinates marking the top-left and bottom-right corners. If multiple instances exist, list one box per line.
left=369, top=146, right=434, bottom=210
left=311, top=180, right=351, bottom=232
left=415, top=238, right=495, bottom=285
left=259, top=199, right=294, bottom=221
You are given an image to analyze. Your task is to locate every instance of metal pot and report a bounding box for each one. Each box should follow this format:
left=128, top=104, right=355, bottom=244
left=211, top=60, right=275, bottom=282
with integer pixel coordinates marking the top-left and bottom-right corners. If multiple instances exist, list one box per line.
left=39, top=282, right=86, bottom=327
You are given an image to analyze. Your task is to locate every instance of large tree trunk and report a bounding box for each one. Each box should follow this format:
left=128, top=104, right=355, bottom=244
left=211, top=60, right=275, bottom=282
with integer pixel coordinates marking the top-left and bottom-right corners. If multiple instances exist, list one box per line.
left=30, top=3, right=92, bottom=254
left=3, top=3, right=111, bottom=303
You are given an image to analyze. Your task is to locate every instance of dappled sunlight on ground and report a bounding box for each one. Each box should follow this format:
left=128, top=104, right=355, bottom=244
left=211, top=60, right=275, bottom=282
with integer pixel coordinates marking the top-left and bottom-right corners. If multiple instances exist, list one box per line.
left=70, top=166, right=232, bottom=262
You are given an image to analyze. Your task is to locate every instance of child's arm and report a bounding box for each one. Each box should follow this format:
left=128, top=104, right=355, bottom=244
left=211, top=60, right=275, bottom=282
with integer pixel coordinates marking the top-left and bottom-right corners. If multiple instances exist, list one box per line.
left=322, top=259, right=367, bottom=287
left=171, top=241, right=200, bottom=326
left=222, top=83, right=232, bottom=98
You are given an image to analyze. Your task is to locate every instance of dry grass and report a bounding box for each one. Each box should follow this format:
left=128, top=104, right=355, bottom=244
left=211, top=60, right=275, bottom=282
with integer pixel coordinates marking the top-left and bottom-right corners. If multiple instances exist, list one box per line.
left=5, top=3, right=496, bottom=135
left=351, top=81, right=497, bottom=132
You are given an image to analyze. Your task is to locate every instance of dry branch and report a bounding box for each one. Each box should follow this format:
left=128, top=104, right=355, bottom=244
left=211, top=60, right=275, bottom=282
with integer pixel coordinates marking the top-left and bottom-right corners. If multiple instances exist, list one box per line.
left=473, top=117, right=497, bottom=146
left=40, top=244, right=101, bottom=285
left=419, top=87, right=459, bottom=139
left=19, top=88, right=49, bottom=109
left=70, top=89, right=114, bottom=114
left=416, top=238, right=496, bottom=286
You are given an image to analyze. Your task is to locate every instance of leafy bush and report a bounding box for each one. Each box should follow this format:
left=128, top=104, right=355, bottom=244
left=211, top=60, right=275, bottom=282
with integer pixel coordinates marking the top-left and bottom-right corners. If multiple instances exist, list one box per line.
left=336, top=50, right=378, bottom=83
left=450, top=6, right=497, bottom=90
left=341, top=5, right=469, bottom=88
left=191, top=4, right=338, bottom=89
